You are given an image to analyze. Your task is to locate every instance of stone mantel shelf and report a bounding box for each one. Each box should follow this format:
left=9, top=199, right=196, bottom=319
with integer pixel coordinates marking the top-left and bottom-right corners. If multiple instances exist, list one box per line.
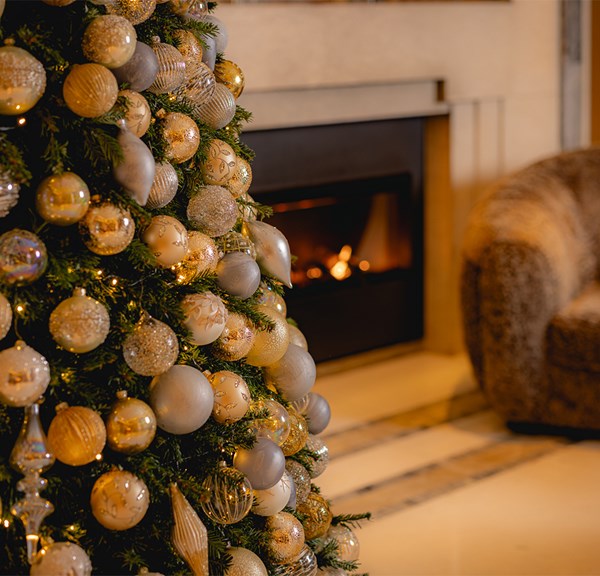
left=237, top=78, right=449, bottom=131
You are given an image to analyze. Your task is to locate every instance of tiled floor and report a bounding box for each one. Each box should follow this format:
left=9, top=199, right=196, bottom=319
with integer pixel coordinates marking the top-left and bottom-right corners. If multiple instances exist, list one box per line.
left=314, top=350, right=600, bottom=576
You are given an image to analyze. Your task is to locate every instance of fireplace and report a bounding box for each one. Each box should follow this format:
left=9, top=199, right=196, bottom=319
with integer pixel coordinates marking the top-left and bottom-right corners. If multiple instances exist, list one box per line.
left=242, top=117, right=424, bottom=363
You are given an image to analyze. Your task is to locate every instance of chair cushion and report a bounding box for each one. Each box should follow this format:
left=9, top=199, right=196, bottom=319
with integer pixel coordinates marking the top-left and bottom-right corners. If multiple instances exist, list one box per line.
left=547, top=281, right=600, bottom=372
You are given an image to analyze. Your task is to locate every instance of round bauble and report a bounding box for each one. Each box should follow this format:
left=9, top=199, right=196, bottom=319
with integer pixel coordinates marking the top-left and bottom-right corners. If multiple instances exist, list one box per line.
left=35, top=172, right=90, bottom=226
left=82, top=15, right=137, bottom=69
left=197, top=14, right=228, bottom=53
left=208, top=370, right=251, bottom=424
left=161, top=112, right=200, bottom=164
left=175, top=60, right=215, bottom=113
left=0, top=229, right=47, bottom=285
left=30, top=542, right=92, bottom=576
left=214, top=59, right=244, bottom=99
left=63, top=63, right=118, bottom=118
left=105, top=0, right=156, bottom=25
left=47, top=403, right=106, bottom=466
left=171, top=0, right=208, bottom=18
left=202, top=139, right=237, bottom=186
left=148, top=37, right=186, bottom=94
left=245, top=305, right=290, bottom=367
left=0, top=293, right=11, bottom=340
left=250, top=398, right=290, bottom=447
left=265, top=511, right=305, bottom=564
left=285, top=460, right=311, bottom=506
left=305, top=435, right=329, bottom=478
left=256, top=283, right=286, bottom=317
left=122, top=313, right=179, bottom=376
left=187, top=185, right=237, bottom=238
left=252, top=470, right=292, bottom=516
left=195, top=83, right=235, bottom=129
left=297, top=492, right=332, bottom=540
left=211, top=311, right=255, bottom=361
left=233, top=436, right=285, bottom=490
left=225, top=547, right=268, bottom=576
left=0, top=45, right=46, bottom=115
left=200, top=465, right=253, bottom=524
left=0, top=341, right=49, bottom=407
left=181, top=291, right=227, bottom=346
left=149, top=364, right=213, bottom=434
left=147, top=161, right=178, bottom=209
left=263, top=343, right=316, bottom=403
left=49, top=287, right=110, bottom=353
left=106, top=390, right=157, bottom=454
left=288, top=324, right=308, bottom=351
left=326, top=524, right=360, bottom=563
left=302, top=392, right=331, bottom=435
left=226, top=157, right=252, bottom=198
left=120, top=89, right=151, bottom=137
left=216, top=231, right=256, bottom=260
left=143, top=215, right=188, bottom=268
left=280, top=408, right=309, bottom=457
left=91, top=470, right=149, bottom=530
left=172, top=231, right=218, bottom=283
left=112, top=41, right=159, bottom=92
left=199, top=33, right=216, bottom=70
left=79, top=202, right=135, bottom=256
left=239, top=192, right=258, bottom=221
left=173, top=29, right=203, bottom=67
left=271, top=546, right=318, bottom=576
left=0, top=172, right=20, bottom=218
left=216, top=252, right=261, bottom=300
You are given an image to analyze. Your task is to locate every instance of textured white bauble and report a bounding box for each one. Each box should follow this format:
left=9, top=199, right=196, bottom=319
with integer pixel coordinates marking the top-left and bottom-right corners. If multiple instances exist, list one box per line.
left=150, top=364, right=214, bottom=434
left=30, top=542, right=92, bottom=576
left=0, top=341, right=49, bottom=407
left=252, top=470, right=292, bottom=516
left=225, top=547, right=268, bottom=576
left=120, top=89, right=152, bottom=137
left=181, top=291, right=227, bottom=346
left=143, top=215, right=188, bottom=268
left=0, top=293, right=11, bottom=340
left=208, top=370, right=251, bottom=424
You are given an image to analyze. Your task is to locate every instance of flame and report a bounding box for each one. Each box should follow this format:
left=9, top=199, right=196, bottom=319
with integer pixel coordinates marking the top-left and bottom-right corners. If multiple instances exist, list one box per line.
left=329, top=245, right=353, bottom=281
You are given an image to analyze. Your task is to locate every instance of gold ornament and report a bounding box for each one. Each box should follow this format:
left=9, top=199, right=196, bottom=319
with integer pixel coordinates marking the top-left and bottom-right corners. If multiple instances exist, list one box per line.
left=175, top=60, right=215, bottom=113
left=256, top=283, right=286, bottom=317
left=0, top=229, right=48, bottom=285
left=296, top=492, right=332, bottom=540
left=187, top=185, right=238, bottom=238
left=172, top=231, right=219, bottom=284
left=265, top=511, right=305, bottom=564
left=82, top=15, right=137, bottom=69
left=161, top=112, right=200, bottom=164
left=212, top=311, right=255, bottom=361
left=49, top=287, right=110, bottom=353
left=216, top=231, right=256, bottom=260
left=250, top=398, right=290, bottom=447
left=288, top=324, right=308, bottom=351
left=79, top=201, right=135, bottom=256
left=106, top=390, right=157, bottom=454
left=63, top=63, right=119, bottom=118
left=181, top=292, right=227, bottom=346
left=0, top=171, right=20, bottom=218
left=214, top=59, right=245, bottom=99
left=47, top=403, right=106, bottom=466
left=170, top=483, right=209, bottom=576
left=200, top=465, right=253, bottom=525
left=173, top=29, right=203, bottom=68
left=143, top=215, right=189, bottom=268
left=208, top=370, right=251, bottom=424
left=120, top=89, right=152, bottom=137
left=0, top=292, right=11, bottom=340
left=91, top=470, right=149, bottom=530
left=0, top=44, right=46, bottom=115
left=225, top=548, right=268, bottom=576
left=30, top=542, right=91, bottom=576
left=147, top=161, right=178, bottom=209
left=195, top=83, right=236, bottom=130
left=280, top=407, right=309, bottom=457
left=202, top=139, right=237, bottom=186
left=0, top=341, right=50, bottom=407
left=105, top=0, right=157, bottom=25
left=245, top=305, right=290, bottom=367
left=227, top=157, right=252, bottom=198
left=35, top=172, right=90, bottom=226
left=285, top=460, right=311, bottom=505
left=148, top=37, right=186, bottom=94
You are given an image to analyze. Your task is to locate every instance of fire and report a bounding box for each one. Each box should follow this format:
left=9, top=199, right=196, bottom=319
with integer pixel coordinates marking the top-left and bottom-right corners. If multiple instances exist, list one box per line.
left=329, top=245, right=353, bottom=281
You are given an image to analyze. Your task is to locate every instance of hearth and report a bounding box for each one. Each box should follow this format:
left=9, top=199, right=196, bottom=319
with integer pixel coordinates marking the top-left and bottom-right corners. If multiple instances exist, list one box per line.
left=242, top=117, right=424, bottom=362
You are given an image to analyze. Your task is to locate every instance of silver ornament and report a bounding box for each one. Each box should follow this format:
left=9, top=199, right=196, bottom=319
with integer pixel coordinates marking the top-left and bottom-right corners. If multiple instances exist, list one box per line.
left=216, top=252, right=261, bottom=300
left=233, top=436, right=285, bottom=490
left=0, top=172, right=19, bottom=218
left=197, top=14, right=228, bottom=53
left=242, top=220, right=292, bottom=288
left=303, top=392, right=331, bottom=435
left=148, top=37, right=186, bottom=94
left=263, top=343, right=316, bottom=403
left=175, top=60, right=216, bottom=114
left=187, top=185, right=238, bottom=238
left=112, top=40, right=159, bottom=92
left=195, top=83, right=235, bottom=129
left=147, top=162, right=179, bottom=209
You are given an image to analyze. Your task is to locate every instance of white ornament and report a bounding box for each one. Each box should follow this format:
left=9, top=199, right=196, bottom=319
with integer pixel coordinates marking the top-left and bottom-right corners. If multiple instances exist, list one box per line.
left=181, top=292, right=227, bottom=346
left=0, top=292, right=11, bottom=340
left=252, top=470, right=293, bottom=516
left=0, top=341, right=50, bottom=407
left=143, top=215, right=189, bottom=268
left=30, top=542, right=92, bottom=576
left=208, top=370, right=251, bottom=424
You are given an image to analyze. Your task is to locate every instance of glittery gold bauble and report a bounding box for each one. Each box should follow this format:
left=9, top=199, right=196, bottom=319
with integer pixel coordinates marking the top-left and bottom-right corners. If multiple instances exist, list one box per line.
left=63, top=63, right=119, bottom=118
left=0, top=340, right=49, bottom=407
left=297, top=492, right=332, bottom=540
left=0, top=293, right=11, bottom=341
left=79, top=202, right=135, bottom=256
left=148, top=37, right=186, bottom=94
left=36, top=172, right=90, bottom=226
left=173, top=29, right=203, bottom=68
left=175, top=60, right=215, bottom=113
left=187, top=185, right=237, bottom=238
left=195, top=83, right=236, bottom=130
left=106, top=390, right=157, bottom=454
left=214, top=59, right=244, bottom=99
left=256, top=283, right=286, bottom=316
left=212, top=311, right=255, bottom=361
left=147, top=161, right=178, bottom=209
left=200, top=465, right=253, bottom=524
left=47, top=403, right=106, bottom=466
left=209, top=370, right=251, bottom=424
left=181, top=291, right=227, bottom=346
left=172, top=231, right=218, bottom=283
left=280, top=408, right=309, bottom=457
left=49, top=287, right=110, bottom=353
left=0, top=45, right=46, bottom=115
left=250, top=398, right=290, bottom=447
left=91, top=470, right=149, bottom=530
left=225, top=547, right=267, bottom=576
left=202, top=139, right=237, bottom=186
left=245, top=305, right=290, bottom=367
left=82, top=15, right=137, bottom=69
left=265, top=511, right=305, bottom=564
left=105, top=0, right=157, bottom=25
left=143, top=214, right=189, bottom=268
left=227, top=157, right=252, bottom=198
left=161, top=112, right=200, bottom=164
left=285, top=460, right=311, bottom=505
left=216, top=231, right=256, bottom=260
left=0, top=229, right=47, bottom=285
left=120, top=89, right=151, bottom=137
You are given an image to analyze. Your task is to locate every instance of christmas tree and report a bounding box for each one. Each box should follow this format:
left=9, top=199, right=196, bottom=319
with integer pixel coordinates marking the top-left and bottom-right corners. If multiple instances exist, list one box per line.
left=0, top=0, right=369, bottom=574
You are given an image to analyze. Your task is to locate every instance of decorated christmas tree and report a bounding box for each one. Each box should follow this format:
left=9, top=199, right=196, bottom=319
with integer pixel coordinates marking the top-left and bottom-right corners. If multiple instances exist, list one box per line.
left=0, top=0, right=369, bottom=574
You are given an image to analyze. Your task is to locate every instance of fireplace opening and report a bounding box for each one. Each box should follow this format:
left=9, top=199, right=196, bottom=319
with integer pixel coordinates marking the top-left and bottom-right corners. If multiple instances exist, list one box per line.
left=242, top=118, right=424, bottom=362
